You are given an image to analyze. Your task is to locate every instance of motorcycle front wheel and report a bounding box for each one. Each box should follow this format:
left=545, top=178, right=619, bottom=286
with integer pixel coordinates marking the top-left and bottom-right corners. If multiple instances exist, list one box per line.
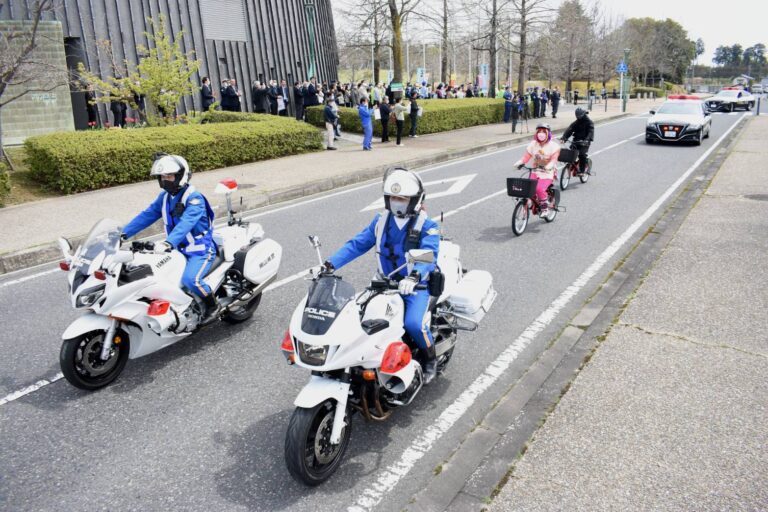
left=511, top=200, right=529, bottom=236
left=285, top=400, right=351, bottom=486
left=60, top=329, right=130, bottom=390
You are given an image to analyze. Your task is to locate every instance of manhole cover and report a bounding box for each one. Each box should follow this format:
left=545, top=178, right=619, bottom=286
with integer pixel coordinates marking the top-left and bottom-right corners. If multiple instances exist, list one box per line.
left=744, top=194, right=768, bottom=202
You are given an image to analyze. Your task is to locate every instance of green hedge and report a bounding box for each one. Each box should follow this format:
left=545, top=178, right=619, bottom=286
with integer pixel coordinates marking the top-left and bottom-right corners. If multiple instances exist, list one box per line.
left=25, top=116, right=323, bottom=194
left=306, top=98, right=506, bottom=138
left=201, top=110, right=275, bottom=124
left=631, top=86, right=664, bottom=97
left=0, top=161, right=10, bottom=207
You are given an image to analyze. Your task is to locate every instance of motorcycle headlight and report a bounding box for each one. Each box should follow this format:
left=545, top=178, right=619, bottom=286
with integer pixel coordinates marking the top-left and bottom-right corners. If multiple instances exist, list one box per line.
left=76, top=284, right=105, bottom=308
left=298, top=341, right=329, bottom=366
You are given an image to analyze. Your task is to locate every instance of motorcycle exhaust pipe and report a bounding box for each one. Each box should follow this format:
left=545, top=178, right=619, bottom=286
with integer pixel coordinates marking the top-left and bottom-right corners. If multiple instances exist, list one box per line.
left=222, top=274, right=277, bottom=312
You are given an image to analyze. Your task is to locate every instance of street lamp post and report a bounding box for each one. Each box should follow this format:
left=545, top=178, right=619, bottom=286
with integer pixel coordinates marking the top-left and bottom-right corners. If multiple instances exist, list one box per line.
left=622, top=48, right=631, bottom=113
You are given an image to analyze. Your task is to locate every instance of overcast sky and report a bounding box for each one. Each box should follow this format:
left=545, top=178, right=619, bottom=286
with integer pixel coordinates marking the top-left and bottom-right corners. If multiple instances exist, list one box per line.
left=601, top=0, right=764, bottom=64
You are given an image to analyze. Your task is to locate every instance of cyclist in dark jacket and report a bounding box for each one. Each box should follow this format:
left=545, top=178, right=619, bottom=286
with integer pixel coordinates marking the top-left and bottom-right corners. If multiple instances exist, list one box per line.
left=561, top=107, right=594, bottom=175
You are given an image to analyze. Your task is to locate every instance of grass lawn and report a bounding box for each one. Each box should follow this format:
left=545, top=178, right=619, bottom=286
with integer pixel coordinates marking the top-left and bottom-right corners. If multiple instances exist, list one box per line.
left=2, top=146, right=59, bottom=206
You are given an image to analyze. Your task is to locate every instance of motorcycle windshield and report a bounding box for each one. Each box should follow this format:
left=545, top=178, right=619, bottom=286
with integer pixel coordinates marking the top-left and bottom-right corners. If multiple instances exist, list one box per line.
left=74, top=219, right=122, bottom=273
left=301, top=276, right=356, bottom=336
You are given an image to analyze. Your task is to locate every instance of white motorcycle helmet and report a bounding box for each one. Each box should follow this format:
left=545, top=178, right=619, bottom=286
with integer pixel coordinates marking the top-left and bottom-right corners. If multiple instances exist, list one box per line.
left=382, top=167, right=425, bottom=217
left=150, top=153, right=190, bottom=195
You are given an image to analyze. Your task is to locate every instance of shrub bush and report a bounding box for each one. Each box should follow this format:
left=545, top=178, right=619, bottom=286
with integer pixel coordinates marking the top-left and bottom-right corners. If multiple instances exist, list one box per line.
left=631, top=86, right=664, bottom=97
left=25, top=117, right=322, bottom=194
left=306, top=98, right=505, bottom=138
left=0, top=161, right=10, bottom=207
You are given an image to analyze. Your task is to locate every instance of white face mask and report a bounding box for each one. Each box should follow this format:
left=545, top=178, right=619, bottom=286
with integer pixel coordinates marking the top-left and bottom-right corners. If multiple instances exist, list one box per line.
left=390, top=198, right=410, bottom=217
left=536, top=132, right=548, bottom=143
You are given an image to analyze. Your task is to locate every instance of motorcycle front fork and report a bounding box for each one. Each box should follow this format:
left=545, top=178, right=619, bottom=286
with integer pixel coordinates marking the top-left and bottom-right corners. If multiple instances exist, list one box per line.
left=99, top=318, right=119, bottom=361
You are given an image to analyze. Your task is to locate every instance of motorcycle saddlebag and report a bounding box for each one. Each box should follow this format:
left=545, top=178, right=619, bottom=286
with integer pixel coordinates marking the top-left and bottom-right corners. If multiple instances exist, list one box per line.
left=506, top=177, right=537, bottom=199
left=447, top=270, right=497, bottom=324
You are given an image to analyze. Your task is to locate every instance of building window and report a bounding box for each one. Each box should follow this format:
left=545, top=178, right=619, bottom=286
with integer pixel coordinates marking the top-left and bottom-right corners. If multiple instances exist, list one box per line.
left=199, top=0, right=248, bottom=42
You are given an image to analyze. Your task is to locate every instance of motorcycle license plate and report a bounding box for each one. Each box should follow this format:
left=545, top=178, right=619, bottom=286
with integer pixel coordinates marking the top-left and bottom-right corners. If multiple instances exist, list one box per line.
left=664, top=131, right=676, bottom=138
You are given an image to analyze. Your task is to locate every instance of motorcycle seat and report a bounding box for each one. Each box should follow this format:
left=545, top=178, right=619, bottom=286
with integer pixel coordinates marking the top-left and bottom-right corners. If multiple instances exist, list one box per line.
left=204, top=246, right=227, bottom=277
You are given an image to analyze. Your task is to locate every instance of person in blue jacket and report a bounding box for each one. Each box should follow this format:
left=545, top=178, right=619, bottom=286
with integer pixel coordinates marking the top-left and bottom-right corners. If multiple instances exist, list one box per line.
left=122, top=153, right=220, bottom=325
left=321, top=167, right=442, bottom=382
left=503, top=86, right=513, bottom=123
left=358, top=96, right=374, bottom=150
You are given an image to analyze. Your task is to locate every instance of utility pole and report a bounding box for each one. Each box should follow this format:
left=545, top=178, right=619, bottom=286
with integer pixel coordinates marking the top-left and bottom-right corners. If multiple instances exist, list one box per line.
left=623, top=48, right=631, bottom=113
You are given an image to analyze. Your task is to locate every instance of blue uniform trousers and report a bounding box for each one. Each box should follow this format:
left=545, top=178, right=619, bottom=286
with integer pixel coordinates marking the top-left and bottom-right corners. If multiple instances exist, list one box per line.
left=402, top=289, right=434, bottom=350
left=504, top=102, right=513, bottom=123
left=363, top=122, right=373, bottom=149
left=181, top=247, right=215, bottom=298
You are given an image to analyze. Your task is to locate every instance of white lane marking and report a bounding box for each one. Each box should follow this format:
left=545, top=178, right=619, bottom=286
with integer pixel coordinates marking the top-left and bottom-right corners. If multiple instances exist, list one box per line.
left=0, top=268, right=60, bottom=289
left=361, top=174, right=478, bottom=212
left=0, top=373, right=63, bottom=406
left=0, top=117, right=668, bottom=406
left=348, top=114, right=746, bottom=511
left=0, top=115, right=643, bottom=289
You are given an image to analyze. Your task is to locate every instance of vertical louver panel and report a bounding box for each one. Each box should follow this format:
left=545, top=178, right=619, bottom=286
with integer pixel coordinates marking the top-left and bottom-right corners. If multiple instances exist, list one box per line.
left=199, top=0, right=248, bottom=42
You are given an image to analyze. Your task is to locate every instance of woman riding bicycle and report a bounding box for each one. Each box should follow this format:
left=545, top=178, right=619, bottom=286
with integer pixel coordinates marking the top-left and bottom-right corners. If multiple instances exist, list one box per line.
left=513, top=124, right=560, bottom=215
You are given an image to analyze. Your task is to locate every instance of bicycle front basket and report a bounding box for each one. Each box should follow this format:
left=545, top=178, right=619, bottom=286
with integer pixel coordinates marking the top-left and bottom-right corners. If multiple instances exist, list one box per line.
left=557, top=148, right=578, bottom=163
left=506, top=177, right=537, bottom=199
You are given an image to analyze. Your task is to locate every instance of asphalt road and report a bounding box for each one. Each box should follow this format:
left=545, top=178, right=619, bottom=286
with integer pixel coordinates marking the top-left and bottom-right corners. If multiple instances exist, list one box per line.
left=0, top=111, right=746, bottom=511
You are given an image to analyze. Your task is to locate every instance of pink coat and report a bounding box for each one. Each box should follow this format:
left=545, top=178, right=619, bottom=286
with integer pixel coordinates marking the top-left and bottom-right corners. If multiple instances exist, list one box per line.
left=520, top=140, right=560, bottom=180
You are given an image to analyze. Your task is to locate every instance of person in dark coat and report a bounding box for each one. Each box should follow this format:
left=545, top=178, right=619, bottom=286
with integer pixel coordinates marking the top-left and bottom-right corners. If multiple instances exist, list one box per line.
left=409, top=91, right=419, bottom=138
left=252, top=81, right=270, bottom=114
left=200, top=76, right=215, bottom=111
left=267, top=80, right=279, bottom=115
left=279, top=79, right=290, bottom=116
left=511, top=96, right=520, bottom=133
left=110, top=97, right=124, bottom=127
left=503, top=86, right=513, bottom=123
left=293, top=81, right=305, bottom=120
left=532, top=87, right=541, bottom=118
left=551, top=87, right=561, bottom=118
left=304, top=77, right=320, bottom=108
left=220, top=79, right=233, bottom=111
left=540, top=89, right=548, bottom=117
left=379, top=96, right=391, bottom=143
left=85, top=84, right=99, bottom=127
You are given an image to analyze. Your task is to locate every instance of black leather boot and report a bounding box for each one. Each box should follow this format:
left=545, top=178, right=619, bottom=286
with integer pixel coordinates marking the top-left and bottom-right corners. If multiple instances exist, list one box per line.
left=200, top=294, right=221, bottom=326
left=423, top=345, right=438, bottom=384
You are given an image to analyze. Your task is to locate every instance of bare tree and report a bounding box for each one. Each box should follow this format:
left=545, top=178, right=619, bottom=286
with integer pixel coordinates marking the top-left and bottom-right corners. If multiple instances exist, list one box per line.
left=387, top=0, right=422, bottom=83
left=461, top=0, right=514, bottom=97
left=510, top=0, right=552, bottom=94
left=337, top=0, right=388, bottom=84
left=0, top=0, right=68, bottom=159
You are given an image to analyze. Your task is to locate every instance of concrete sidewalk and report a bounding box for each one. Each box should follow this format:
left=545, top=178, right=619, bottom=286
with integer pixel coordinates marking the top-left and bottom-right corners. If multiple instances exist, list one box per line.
left=488, top=116, right=768, bottom=510
left=0, top=98, right=659, bottom=274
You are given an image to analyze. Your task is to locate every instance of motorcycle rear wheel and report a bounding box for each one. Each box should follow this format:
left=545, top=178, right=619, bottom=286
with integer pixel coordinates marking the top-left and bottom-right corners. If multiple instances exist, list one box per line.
left=60, top=329, right=130, bottom=390
left=285, top=400, right=351, bottom=486
left=222, top=291, right=262, bottom=324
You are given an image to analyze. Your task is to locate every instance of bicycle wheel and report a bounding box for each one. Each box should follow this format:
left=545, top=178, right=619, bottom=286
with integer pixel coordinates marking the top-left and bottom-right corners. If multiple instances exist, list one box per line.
left=511, top=200, right=529, bottom=236
left=560, top=164, right=571, bottom=190
left=544, top=187, right=559, bottom=223
left=579, top=159, right=591, bottom=183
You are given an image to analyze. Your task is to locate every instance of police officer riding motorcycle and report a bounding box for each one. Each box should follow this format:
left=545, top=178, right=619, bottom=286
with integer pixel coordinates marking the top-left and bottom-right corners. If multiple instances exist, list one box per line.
left=122, top=153, right=221, bottom=325
left=562, top=107, right=594, bottom=175
left=319, top=167, right=441, bottom=383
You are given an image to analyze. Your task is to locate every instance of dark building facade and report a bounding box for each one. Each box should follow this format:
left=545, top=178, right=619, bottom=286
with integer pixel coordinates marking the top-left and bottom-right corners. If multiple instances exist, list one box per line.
left=1, top=0, right=338, bottom=129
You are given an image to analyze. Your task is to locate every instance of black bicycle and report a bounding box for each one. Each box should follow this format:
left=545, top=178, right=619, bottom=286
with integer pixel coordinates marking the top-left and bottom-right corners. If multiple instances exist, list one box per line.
left=558, top=139, right=594, bottom=190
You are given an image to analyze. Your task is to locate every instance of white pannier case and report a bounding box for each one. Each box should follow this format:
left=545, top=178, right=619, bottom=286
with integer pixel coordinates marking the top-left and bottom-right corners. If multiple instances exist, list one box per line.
left=447, top=270, right=497, bottom=324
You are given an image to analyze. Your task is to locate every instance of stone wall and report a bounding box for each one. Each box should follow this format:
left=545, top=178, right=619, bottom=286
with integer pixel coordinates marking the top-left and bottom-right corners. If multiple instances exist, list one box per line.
left=0, top=21, right=74, bottom=146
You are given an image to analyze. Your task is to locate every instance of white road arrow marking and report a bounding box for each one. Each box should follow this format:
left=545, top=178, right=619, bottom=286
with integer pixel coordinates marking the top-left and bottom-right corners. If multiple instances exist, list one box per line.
left=360, top=173, right=478, bottom=212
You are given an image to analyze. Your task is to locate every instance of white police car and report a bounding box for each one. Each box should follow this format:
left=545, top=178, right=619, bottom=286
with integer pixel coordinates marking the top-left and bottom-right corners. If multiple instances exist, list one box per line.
left=705, top=87, right=755, bottom=112
left=646, top=95, right=712, bottom=146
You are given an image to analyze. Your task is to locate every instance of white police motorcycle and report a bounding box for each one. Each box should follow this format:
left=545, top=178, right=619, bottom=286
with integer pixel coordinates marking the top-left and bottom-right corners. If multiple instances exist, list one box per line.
left=57, top=179, right=282, bottom=390
left=281, top=234, right=496, bottom=485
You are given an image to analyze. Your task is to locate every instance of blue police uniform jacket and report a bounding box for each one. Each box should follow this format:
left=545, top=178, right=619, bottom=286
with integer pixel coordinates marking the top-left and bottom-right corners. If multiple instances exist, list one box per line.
left=358, top=105, right=373, bottom=127
left=328, top=212, right=440, bottom=281
left=122, top=185, right=215, bottom=255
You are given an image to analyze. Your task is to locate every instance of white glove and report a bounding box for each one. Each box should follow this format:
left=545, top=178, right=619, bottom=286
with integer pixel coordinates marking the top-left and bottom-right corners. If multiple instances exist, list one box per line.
left=154, top=241, right=172, bottom=254
left=398, top=276, right=419, bottom=295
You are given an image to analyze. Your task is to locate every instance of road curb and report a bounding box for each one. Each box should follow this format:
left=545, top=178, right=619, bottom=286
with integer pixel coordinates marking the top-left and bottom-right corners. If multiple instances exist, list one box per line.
left=404, top=116, right=749, bottom=511
left=0, top=114, right=632, bottom=276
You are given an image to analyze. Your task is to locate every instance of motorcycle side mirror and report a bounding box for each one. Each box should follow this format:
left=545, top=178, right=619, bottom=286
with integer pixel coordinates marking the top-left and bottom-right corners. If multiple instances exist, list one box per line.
left=308, top=235, right=321, bottom=248
left=649, top=110, right=656, bottom=115
left=407, top=249, right=433, bottom=264
left=57, top=237, right=72, bottom=260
